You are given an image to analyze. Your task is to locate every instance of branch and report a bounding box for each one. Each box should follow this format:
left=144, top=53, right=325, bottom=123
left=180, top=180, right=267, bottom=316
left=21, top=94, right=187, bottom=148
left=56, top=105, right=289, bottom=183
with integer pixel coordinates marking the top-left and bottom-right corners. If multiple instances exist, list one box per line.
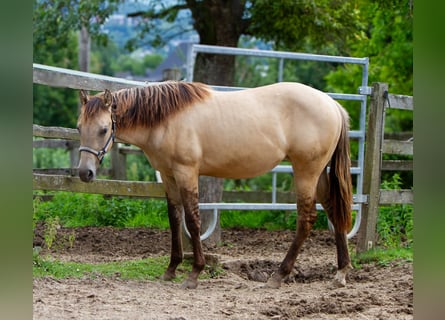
left=127, top=3, right=189, bottom=19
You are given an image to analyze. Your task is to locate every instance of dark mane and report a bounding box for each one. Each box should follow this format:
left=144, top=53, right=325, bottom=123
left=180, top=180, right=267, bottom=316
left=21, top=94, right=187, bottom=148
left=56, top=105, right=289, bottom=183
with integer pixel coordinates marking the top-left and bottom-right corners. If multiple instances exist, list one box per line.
left=114, top=81, right=212, bottom=129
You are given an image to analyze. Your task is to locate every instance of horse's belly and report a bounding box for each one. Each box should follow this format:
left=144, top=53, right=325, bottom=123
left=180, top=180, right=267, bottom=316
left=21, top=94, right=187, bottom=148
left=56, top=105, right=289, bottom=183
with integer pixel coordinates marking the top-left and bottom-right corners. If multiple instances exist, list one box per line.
left=199, top=150, right=285, bottom=179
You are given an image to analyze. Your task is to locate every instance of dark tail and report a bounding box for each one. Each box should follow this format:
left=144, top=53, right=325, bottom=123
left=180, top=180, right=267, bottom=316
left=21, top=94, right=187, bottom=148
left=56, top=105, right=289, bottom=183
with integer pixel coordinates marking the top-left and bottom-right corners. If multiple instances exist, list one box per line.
left=329, top=103, right=353, bottom=233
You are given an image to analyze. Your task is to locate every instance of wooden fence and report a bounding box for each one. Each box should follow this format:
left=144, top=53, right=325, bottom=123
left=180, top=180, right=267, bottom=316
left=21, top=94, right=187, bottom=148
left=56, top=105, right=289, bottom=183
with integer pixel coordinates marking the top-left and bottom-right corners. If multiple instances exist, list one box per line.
left=356, top=82, right=413, bottom=252
left=33, top=63, right=412, bottom=251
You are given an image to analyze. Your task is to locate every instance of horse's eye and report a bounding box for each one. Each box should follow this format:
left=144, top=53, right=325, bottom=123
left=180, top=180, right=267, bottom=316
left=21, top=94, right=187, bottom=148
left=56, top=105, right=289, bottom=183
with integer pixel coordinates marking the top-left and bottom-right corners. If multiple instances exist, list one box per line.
left=100, top=127, right=108, bottom=136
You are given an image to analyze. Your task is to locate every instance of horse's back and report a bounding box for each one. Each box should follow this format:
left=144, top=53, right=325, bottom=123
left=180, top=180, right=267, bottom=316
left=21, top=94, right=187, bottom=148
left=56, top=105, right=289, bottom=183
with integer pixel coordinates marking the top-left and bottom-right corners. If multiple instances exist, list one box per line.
left=157, top=82, right=344, bottom=179
left=210, top=82, right=343, bottom=147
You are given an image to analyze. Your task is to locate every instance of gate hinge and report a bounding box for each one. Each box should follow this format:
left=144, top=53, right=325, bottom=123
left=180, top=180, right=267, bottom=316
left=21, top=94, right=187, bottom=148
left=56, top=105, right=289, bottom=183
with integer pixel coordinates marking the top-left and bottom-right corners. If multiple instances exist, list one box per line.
left=358, top=86, right=372, bottom=95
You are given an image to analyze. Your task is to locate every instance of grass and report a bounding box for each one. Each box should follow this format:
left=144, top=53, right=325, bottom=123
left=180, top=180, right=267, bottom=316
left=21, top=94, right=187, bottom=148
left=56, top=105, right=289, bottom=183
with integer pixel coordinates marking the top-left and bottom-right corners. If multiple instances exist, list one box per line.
left=33, top=252, right=224, bottom=281
left=34, top=192, right=330, bottom=230
left=33, top=255, right=170, bottom=280
left=33, top=192, right=170, bottom=229
left=352, top=247, right=413, bottom=269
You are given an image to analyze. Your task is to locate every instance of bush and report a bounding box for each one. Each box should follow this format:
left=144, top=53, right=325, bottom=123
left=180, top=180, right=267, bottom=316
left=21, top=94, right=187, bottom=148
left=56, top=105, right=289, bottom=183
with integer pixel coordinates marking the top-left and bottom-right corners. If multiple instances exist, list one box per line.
left=33, top=192, right=169, bottom=229
left=377, top=173, right=413, bottom=249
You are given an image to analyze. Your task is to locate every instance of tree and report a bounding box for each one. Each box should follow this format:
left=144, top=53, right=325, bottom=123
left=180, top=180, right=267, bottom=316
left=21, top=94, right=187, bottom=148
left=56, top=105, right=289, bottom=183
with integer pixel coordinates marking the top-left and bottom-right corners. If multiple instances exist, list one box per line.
left=324, top=0, right=413, bottom=189
left=33, top=30, right=80, bottom=127
left=129, top=0, right=361, bottom=85
left=325, top=0, right=413, bottom=129
left=33, top=0, right=118, bottom=52
left=33, top=0, right=120, bottom=126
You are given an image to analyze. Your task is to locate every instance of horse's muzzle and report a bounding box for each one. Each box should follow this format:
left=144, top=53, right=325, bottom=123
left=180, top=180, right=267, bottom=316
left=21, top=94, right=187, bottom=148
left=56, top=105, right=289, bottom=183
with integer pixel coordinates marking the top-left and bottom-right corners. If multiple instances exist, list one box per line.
left=79, top=167, right=96, bottom=182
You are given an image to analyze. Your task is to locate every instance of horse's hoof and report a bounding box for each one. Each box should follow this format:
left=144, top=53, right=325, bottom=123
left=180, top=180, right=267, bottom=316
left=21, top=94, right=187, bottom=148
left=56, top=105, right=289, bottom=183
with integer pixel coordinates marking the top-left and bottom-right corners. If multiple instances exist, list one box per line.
left=160, top=271, right=175, bottom=281
left=332, top=263, right=352, bottom=288
left=331, top=276, right=346, bottom=288
left=181, top=278, right=198, bottom=289
left=265, top=273, right=282, bottom=289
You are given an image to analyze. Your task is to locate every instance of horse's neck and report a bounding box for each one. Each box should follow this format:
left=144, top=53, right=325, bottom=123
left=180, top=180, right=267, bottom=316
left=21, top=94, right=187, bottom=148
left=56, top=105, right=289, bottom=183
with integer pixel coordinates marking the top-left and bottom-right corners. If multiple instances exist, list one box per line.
left=116, top=126, right=151, bottom=149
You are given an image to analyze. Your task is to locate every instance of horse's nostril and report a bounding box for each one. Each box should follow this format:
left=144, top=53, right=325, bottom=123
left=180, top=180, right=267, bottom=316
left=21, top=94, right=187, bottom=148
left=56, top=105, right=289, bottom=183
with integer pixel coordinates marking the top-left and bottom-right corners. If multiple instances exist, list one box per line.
left=79, top=168, right=95, bottom=182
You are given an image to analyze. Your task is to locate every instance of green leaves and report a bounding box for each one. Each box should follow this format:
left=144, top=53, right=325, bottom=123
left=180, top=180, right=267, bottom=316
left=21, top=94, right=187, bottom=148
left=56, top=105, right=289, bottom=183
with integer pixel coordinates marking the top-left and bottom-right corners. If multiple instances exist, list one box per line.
left=33, top=0, right=119, bottom=47
left=247, top=0, right=361, bottom=53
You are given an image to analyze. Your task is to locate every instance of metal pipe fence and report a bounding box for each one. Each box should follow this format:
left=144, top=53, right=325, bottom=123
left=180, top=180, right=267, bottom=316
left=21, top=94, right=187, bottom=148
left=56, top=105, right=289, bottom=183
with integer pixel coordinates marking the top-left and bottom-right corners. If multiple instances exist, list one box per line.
left=186, top=44, right=370, bottom=239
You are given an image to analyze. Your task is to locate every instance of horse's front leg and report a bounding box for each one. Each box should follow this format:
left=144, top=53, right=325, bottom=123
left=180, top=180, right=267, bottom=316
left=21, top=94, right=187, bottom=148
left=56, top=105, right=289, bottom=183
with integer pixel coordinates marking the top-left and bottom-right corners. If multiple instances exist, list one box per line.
left=179, top=185, right=205, bottom=289
left=160, top=196, right=184, bottom=281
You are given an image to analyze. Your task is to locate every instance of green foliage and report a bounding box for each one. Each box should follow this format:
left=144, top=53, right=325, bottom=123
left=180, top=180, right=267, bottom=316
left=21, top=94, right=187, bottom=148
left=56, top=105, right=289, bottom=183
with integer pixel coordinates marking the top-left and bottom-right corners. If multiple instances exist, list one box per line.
left=377, top=173, right=413, bottom=249
left=325, top=0, right=413, bottom=131
left=33, top=255, right=172, bottom=280
left=248, top=0, right=361, bottom=54
left=34, top=192, right=170, bottom=229
left=110, top=53, right=163, bottom=76
left=34, top=191, right=330, bottom=231
left=125, top=153, right=157, bottom=181
left=352, top=247, right=412, bottom=269
left=33, top=253, right=223, bottom=281
left=224, top=171, right=293, bottom=192
left=90, top=41, right=164, bottom=77
left=33, top=142, right=71, bottom=168
left=43, top=216, right=60, bottom=250
left=33, top=30, right=80, bottom=127
left=220, top=210, right=327, bottom=231
left=33, top=0, right=118, bottom=48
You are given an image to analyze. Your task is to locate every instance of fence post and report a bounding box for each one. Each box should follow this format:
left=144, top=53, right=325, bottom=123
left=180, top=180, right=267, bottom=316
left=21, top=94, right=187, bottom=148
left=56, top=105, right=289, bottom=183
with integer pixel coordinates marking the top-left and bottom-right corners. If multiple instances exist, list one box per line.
left=110, top=144, right=127, bottom=180
left=67, top=140, right=80, bottom=172
left=356, top=82, right=388, bottom=253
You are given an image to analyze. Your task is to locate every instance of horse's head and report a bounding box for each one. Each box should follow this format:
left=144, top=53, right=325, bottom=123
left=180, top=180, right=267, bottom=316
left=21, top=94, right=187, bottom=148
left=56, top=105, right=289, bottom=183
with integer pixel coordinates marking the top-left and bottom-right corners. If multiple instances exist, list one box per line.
left=77, top=89, right=116, bottom=182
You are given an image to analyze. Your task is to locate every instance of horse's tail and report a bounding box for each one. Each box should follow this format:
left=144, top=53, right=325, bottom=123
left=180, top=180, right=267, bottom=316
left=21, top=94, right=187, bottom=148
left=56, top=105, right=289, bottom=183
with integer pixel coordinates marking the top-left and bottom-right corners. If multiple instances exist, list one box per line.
left=329, top=103, right=353, bottom=233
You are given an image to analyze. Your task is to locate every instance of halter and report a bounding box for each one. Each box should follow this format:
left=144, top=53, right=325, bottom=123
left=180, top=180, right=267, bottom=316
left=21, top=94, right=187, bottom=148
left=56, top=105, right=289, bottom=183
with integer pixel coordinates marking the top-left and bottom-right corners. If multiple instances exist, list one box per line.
left=79, top=113, right=116, bottom=164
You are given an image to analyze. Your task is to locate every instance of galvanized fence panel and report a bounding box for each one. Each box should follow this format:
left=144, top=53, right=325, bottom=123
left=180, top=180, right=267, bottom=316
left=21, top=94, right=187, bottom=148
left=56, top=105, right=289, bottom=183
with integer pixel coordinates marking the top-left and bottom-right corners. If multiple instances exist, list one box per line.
left=187, top=45, right=370, bottom=239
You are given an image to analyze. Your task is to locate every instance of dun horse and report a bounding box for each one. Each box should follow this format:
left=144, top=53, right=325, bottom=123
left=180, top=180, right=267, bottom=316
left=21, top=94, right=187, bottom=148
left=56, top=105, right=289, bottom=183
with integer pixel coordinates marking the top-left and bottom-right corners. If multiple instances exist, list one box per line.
left=77, top=81, right=353, bottom=289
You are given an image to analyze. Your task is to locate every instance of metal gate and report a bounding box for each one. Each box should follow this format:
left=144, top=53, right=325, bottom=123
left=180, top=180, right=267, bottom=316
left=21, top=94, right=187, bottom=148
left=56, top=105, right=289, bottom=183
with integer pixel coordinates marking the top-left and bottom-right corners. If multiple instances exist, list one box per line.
left=185, top=44, right=370, bottom=240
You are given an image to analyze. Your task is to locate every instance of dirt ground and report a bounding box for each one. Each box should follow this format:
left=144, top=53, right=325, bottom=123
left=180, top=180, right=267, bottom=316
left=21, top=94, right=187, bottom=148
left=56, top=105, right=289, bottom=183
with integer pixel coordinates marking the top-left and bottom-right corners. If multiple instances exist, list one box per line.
left=33, top=225, right=413, bottom=319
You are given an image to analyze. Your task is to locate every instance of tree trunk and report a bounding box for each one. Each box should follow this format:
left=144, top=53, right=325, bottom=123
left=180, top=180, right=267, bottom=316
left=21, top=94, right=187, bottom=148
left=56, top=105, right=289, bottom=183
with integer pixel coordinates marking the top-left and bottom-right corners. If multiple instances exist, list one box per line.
left=78, top=25, right=90, bottom=73
left=185, top=0, right=245, bottom=246
left=78, top=25, right=90, bottom=117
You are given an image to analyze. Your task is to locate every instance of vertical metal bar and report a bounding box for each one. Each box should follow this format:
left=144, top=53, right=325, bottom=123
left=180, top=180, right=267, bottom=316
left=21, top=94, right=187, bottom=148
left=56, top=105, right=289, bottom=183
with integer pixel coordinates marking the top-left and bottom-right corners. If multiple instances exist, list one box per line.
left=347, top=57, right=370, bottom=240
left=272, top=172, right=277, bottom=203
left=186, top=43, right=195, bottom=82
left=278, top=58, right=284, bottom=82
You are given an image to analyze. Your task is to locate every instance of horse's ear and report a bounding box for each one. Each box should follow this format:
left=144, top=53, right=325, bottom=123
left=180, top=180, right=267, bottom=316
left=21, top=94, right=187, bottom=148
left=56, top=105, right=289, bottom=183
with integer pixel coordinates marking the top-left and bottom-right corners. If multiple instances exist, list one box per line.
left=103, top=89, right=113, bottom=108
left=79, top=90, right=89, bottom=105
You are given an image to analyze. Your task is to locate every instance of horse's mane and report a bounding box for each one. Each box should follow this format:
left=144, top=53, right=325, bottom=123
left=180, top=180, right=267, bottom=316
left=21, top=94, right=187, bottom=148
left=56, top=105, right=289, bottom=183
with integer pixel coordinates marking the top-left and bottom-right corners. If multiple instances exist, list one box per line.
left=114, top=81, right=211, bottom=129
left=80, top=81, right=212, bottom=128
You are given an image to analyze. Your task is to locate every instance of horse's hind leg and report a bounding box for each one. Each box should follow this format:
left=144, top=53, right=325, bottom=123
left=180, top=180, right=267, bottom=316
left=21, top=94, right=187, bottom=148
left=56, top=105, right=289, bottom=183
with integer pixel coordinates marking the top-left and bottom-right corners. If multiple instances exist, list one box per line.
left=316, top=169, right=352, bottom=287
left=266, top=175, right=318, bottom=289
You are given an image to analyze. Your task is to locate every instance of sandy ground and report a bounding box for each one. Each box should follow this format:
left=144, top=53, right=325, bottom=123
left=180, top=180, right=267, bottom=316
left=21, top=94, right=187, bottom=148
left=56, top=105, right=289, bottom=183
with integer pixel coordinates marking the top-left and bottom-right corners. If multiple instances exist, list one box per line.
left=33, top=226, right=413, bottom=319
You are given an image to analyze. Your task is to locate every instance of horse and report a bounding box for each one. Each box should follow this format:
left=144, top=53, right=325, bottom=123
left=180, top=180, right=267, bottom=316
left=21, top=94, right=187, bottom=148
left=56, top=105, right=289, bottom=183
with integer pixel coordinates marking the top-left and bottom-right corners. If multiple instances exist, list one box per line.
left=77, top=81, right=353, bottom=289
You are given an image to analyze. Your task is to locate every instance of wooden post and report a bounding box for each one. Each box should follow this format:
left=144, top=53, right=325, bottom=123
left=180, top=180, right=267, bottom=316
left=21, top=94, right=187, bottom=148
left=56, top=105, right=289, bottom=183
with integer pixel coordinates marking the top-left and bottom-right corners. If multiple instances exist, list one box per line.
left=356, top=82, right=388, bottom=253
left=162, top=68, right=182, bottom=81
left=110, top=144, right=127, bottom=180
left=67, top=140, right=80, bottom=173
